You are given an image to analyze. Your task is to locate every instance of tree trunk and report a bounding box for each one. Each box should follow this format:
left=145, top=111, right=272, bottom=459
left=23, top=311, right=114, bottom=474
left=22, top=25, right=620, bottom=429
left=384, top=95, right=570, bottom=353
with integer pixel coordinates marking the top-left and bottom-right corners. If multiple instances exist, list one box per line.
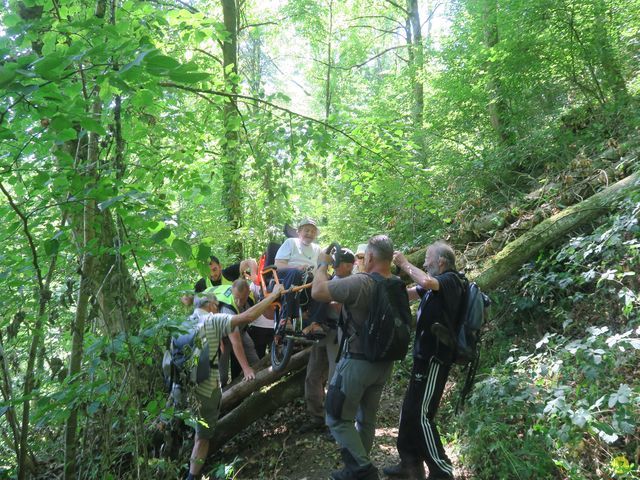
left=472, top=170, right=640, bottom=290
left=592, top=0, right=628, bottom=105
left=220, top=347, right=311, bottom=414
left=209, top=368, right=307, bottom=452
left=221, top=0, right=243, bottom=258
left=64, top=95, right=101, bottom=480
left=480, top=0, right=512, bottom=144
left=402, top=170, right=640, bottom=289
left=407, top=0, right=424, bottom=132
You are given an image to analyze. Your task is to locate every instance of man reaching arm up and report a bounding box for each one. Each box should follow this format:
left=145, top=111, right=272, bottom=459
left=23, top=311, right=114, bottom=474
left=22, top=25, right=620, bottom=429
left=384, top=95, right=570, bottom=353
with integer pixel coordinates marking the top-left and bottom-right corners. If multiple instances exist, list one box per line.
left=312, top=235, right=403, bottom=480
left=186, top=284, right=283, bottom=480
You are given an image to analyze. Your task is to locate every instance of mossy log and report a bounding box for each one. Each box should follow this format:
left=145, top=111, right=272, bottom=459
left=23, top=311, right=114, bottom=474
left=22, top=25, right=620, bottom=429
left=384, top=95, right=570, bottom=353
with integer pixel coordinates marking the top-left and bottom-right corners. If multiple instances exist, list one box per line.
left=209, top=368, right=307, bottom=452
left=473, top=170, right=639, bottom=290
left=403, top=170, right=639, bottom=290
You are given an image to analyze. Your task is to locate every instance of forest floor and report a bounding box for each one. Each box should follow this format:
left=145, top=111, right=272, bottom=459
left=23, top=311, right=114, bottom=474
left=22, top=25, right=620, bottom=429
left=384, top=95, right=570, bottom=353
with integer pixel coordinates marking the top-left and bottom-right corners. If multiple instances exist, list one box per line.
left=211, top=370, right=467, bottom=480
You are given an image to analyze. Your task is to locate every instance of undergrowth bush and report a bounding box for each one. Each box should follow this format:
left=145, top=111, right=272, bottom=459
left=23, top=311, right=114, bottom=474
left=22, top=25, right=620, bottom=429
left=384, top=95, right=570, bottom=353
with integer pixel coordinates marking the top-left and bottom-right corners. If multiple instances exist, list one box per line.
left=457, top=198, right=640, bottom=479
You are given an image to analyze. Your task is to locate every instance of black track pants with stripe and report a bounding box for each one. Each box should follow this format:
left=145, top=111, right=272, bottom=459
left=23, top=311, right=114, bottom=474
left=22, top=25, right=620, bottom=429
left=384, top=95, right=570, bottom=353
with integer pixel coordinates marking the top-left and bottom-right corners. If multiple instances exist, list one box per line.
left=397, top=356, right=454, bottom=479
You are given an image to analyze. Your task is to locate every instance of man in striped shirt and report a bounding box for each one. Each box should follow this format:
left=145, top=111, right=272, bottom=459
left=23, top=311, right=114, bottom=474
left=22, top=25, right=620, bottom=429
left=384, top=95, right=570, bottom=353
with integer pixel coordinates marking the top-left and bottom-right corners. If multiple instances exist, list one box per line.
left=186, top=284, right=283, bottom=480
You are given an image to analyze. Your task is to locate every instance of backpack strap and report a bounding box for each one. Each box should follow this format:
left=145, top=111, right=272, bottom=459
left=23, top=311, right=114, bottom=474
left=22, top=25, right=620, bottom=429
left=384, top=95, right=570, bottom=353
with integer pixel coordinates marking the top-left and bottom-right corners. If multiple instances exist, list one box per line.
left=200, top=320, right=219, bottom=369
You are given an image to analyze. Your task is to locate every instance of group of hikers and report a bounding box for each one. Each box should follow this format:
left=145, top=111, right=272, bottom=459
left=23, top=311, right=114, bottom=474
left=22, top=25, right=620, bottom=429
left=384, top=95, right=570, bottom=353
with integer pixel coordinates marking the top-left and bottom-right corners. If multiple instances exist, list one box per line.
left=178, top=218, right=468, bottom=480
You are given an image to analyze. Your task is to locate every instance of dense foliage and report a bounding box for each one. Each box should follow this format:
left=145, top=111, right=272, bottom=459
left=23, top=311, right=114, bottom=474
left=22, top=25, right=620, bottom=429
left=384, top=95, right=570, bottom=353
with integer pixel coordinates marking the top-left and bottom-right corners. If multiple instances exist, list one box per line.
left=1, top=0, right=639, bottom=478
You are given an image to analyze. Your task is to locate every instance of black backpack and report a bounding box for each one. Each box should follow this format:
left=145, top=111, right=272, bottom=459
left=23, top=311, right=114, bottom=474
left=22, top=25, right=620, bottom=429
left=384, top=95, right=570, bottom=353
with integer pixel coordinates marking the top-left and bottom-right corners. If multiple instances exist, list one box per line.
left=344, top=273, right=412, bottom=362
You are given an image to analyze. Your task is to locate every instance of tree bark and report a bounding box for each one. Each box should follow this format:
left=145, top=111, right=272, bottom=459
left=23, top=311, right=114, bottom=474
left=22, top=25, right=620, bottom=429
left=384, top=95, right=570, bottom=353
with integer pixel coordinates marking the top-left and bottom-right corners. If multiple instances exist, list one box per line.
left=221, top=0, right=243, bottom=258
left=209, top=368, right=307, bottom=452
left=480, top=0, right=512, bottom=144
left=63, top=98, right=101, bottom=480
left=402, top=170, right=640, bottom=289
left=407, top=0, right=424, bottom=132
left=220, top=347, right=311, bottom=414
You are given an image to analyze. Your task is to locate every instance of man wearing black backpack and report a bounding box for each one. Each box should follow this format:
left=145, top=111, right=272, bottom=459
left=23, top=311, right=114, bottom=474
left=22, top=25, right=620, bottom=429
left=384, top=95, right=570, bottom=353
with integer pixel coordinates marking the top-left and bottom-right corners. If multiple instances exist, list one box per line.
left=383, top=241, right=467, bottom=480
left=312, top=235, right=411, bottom=480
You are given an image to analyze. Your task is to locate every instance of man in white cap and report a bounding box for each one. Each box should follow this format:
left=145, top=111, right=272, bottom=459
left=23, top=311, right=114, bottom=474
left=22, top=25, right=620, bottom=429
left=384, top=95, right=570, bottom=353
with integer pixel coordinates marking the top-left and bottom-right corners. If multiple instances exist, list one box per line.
left=273, top=217, right=326, bottom=330
left=275, top=218, right=322, bottom=270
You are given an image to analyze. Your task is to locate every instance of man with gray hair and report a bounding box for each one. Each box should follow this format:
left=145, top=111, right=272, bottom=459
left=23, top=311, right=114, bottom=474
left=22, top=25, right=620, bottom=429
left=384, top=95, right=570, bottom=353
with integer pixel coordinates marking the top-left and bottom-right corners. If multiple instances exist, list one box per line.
left=312, top=235, right=408, bottom=480
left=384, top=241, right=467, bottom=480
left=185, top=285, right=283, bottom=480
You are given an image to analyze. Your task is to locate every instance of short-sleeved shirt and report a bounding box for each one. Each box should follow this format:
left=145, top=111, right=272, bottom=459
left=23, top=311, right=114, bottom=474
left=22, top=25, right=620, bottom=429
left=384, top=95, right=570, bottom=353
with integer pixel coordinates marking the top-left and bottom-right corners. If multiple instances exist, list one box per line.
left=194, top=263, right=241, bottom=293
left=275, top=238, right=322, bottom=268
left=327, top=273, right=376, bottom=354
left=414, top=270, right=466, bottom=363
left=189, top=309, right=233, bottom=397
left=325, top=274, right=348, bottom=327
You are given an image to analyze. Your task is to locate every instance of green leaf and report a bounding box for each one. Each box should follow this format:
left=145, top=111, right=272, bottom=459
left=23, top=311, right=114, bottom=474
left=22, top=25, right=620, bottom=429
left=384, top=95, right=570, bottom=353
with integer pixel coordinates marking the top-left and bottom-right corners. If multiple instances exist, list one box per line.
left=151, top=228, right=171, bottom=243
left=79, top=117, right=107, bottom=136
left=0, top=127, right=16, bottom=140
left=119, top=48, right=154, bottom=74
left=98, top=194, right=125, bottom=211
left=44, top=238, right=59, bottom=256
left=33, top=53, right=72, bottom=80
left=172, top=239, right=192, bottom=260
left=0, top=64, right=18, bottom=88
left=132, top=89, right=154, bottom=107
left=196, top=243, right=211, bottom=261
left=168, top=70, right=209, bottom=83
left=145, top=53, right=181, bottom=72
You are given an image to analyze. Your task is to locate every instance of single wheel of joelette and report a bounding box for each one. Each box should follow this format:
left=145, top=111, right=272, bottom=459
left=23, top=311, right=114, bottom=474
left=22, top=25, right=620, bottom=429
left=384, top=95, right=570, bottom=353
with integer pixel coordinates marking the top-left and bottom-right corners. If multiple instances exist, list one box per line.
left=270, top=304, right=297, bottom=371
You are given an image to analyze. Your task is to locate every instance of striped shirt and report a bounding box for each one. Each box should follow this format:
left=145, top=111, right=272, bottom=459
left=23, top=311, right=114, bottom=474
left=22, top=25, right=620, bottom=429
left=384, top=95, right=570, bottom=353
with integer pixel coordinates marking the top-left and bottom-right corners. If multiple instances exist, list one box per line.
left=190, top=308, right=232, bottom=398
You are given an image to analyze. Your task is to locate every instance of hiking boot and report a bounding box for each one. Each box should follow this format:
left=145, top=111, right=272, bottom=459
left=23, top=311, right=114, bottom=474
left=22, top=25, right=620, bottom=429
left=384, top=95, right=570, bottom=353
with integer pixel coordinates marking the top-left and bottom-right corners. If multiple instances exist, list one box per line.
left=298, top=415, right=326, bottom=433
left=330, top=463, right=379, bottom=480
left=382, top=462, right=426, bottom=480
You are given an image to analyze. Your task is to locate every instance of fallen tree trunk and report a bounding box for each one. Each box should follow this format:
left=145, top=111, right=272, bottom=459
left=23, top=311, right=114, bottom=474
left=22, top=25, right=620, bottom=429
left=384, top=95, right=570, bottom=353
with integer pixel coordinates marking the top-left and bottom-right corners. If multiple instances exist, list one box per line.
left=402, top=170, right=639, bottom=285
left=220, top=347, right=311, bottom=415
left=209, top=368, right=306, bottom=452
left=473, top=170, right=640, bottom=290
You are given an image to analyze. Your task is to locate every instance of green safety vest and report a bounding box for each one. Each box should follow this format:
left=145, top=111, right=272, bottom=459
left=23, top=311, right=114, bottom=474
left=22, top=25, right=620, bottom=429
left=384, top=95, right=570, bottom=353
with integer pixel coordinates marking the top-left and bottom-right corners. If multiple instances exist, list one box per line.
left=203, top=283, right=256, bottom=314
left=204, top=285, right=237, bottom=312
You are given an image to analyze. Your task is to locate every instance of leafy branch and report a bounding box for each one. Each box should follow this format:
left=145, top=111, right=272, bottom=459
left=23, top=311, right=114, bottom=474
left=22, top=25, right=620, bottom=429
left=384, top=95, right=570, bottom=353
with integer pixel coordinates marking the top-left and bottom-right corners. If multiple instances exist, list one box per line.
left=159, top=82, right=416, bottom=182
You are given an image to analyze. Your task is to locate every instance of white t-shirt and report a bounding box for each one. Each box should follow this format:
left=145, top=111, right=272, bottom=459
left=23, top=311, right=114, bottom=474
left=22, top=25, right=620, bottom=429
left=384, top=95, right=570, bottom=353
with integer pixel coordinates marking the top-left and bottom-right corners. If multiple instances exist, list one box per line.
left=275, top=238, right=322, bottom=268
left=250, top=314, right=273, bottom=329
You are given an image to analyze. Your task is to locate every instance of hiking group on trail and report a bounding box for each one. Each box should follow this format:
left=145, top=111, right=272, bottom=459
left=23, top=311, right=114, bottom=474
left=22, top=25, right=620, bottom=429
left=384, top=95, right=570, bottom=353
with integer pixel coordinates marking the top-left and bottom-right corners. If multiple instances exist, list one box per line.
left=166, top=218, right=485, bottom=480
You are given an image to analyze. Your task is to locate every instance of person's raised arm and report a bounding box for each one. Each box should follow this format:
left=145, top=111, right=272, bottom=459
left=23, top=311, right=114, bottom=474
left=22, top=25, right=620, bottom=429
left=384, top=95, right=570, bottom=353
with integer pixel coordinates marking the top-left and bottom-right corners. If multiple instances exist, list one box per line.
left=406, top=286, right=421, bottom=302
left=311, top=251, right=333, bottom=302
left=230, top=284, right=283, bottom=330
left=240, top=258, right=258, bottom=283
left=393, top=251, right=440, bottom=291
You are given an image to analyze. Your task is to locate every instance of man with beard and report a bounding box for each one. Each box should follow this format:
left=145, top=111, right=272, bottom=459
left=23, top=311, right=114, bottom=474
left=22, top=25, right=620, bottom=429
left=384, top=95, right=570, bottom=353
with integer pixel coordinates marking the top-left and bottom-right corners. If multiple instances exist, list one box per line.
left=383, top=241, right=467, bottom=480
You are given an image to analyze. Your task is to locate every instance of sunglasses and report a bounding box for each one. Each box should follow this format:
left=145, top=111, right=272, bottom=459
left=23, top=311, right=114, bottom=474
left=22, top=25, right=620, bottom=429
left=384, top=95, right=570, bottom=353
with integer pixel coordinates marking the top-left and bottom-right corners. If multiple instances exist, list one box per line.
left=356, top=255, right=365, bottom=260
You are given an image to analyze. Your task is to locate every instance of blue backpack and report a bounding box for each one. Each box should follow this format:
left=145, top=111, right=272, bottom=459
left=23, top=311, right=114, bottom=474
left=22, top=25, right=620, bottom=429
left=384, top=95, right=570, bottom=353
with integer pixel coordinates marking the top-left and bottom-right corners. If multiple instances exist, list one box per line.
left=454, top=282, right=491, bottom=365
left=163, top=318, right=218, bottom=388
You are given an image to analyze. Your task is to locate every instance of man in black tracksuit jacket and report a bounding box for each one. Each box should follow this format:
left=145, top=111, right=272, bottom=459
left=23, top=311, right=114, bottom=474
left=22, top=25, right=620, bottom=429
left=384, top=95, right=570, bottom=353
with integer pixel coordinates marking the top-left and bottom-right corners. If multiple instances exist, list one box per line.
left=384, top=241, right=467, bottom=480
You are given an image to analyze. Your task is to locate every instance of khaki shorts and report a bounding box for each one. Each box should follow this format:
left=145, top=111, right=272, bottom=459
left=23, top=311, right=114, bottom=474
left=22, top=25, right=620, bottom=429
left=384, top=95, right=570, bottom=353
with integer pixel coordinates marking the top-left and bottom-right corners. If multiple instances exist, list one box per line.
left=193, top=388, right=222, bottom=439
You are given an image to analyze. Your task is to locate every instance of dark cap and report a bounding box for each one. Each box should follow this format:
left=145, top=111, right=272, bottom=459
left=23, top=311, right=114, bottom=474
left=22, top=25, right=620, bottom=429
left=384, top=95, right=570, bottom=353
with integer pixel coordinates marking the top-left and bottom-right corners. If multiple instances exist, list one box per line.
left=339, top=248, right=355, bottom=264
